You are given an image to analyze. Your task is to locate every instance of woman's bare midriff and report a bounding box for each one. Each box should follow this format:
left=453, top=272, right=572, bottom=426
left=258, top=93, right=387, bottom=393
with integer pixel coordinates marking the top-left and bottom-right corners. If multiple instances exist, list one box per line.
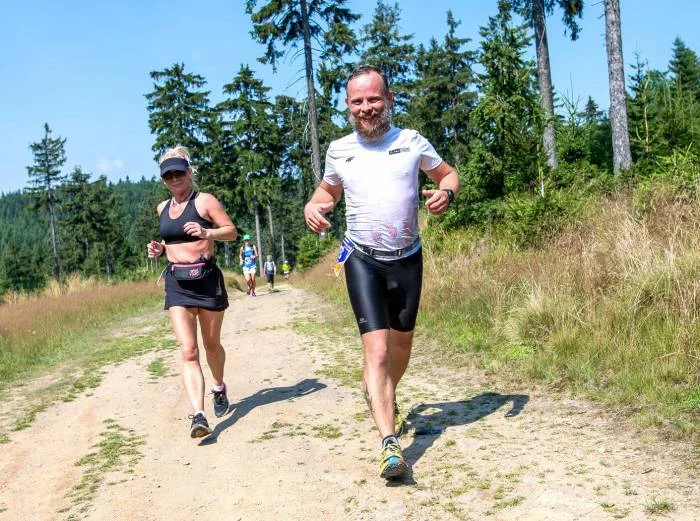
left=165, top=239, right=214, bottom=264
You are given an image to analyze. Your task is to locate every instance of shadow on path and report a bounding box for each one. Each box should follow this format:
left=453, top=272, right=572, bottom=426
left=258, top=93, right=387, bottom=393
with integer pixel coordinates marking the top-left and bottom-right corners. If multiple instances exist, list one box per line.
left=200, top=378, right=327, bottom=445
left=388, top=392, right=529, bottom=486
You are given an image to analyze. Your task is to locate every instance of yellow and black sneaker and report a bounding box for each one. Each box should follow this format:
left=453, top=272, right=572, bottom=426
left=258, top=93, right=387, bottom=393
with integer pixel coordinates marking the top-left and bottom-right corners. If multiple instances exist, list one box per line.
left=379, top=439, right=409, bottom=479
left=394, top=400, right=407, bottom=437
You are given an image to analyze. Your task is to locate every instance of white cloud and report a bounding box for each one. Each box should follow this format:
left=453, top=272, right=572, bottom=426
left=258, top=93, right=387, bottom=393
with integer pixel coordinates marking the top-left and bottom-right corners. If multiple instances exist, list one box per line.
left=96, top=158, right=124, bottom=174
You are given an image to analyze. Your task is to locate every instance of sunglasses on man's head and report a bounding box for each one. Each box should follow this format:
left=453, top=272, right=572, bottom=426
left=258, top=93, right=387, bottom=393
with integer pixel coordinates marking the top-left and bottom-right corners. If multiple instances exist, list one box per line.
left=162, top=170, right=187, bottom=181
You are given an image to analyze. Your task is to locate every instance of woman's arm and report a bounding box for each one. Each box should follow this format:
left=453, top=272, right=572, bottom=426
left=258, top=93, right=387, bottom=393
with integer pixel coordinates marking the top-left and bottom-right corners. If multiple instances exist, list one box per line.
left=187, top=193, right=237, bottom=240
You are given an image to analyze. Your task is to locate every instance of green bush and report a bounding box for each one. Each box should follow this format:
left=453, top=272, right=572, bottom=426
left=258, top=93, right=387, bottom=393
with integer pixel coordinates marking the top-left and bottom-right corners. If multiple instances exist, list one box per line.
left=296, top=232, right=336, bottom=271
left=635, top=146, right=700, bottom=214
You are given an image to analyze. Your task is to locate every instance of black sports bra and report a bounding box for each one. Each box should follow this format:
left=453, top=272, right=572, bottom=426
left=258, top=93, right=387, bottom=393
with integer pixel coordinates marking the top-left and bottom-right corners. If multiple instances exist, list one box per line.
left=159, top=192, right=213, bottom=244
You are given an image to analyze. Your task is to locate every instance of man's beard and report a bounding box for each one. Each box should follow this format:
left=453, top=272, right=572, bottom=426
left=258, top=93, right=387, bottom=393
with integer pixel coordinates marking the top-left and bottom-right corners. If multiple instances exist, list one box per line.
left=348, top=104, right=391, bottom=141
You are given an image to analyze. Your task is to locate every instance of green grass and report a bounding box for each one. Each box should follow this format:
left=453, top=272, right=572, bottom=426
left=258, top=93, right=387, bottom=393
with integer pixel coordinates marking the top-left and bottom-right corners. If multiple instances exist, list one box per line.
left=295, top=193, right=700, bottom=443
left=312, top=423, right=342, bottom=439
left=644, top=497, right=676, bottom=514
left=62, top=419, right=145, bottom=519
left=147, top=357, right=169, bottom=379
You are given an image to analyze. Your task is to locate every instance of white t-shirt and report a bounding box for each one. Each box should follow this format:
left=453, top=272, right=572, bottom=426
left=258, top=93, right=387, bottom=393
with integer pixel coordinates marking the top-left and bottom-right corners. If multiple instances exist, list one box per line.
left=323, top=127, right=443, bottom=254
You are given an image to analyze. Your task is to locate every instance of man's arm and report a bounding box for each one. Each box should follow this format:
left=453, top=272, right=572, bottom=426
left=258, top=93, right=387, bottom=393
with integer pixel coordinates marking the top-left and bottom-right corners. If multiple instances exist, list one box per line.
left=422, top=161, right=460, bottom=216
left=304, top=180, right=343, bottom=232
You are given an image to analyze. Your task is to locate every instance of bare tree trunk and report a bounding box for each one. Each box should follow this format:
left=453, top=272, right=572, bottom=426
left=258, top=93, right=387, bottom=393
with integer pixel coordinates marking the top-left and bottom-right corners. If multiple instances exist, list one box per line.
left=532, top=0, right=558, bottom=170
left=47, top=198, right=60, bottom=280
left=300, top=0, right=322, bottom=187
left=604, top=0, right=632, bottom=174
left=266, top=200, right=276, bottom=260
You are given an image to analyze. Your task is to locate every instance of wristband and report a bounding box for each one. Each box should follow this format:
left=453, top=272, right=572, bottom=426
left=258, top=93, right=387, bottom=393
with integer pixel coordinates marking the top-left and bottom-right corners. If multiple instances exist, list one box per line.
left=441, top=188, right=455, bottom=204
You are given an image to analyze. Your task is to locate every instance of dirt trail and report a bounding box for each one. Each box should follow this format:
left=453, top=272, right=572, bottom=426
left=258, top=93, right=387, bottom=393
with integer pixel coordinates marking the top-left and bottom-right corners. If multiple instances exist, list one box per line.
left=0, top=283, right=697, bottom=521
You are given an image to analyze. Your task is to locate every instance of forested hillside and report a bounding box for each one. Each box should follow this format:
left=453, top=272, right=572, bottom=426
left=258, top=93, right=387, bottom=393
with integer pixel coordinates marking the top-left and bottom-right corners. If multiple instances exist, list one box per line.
left=2, top=0, right=700, bottom=302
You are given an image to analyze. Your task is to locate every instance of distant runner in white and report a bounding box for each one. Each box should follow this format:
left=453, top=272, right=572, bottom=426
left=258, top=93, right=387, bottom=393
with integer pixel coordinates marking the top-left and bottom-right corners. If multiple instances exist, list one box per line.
left=304, top=65, right=460, bottom=480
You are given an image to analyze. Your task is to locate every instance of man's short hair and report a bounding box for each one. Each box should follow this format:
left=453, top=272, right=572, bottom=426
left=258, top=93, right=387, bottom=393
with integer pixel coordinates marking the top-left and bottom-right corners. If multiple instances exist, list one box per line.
left=346, top=65, right=390, bottom=96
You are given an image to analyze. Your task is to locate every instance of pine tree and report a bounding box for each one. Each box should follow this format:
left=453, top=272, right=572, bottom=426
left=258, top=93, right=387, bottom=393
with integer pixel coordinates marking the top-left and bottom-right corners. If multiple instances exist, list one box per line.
left=410, top=10, right=477, bottom=166
left=216, top=65, right=282, bottom=252
left=466, top=0, right=543, bottom=203
left=0, top=191, right=49, bottom=291
left=57, top=166, right=93, bottom=273
left=668, top=37, right=700, bottom=100
left=25, top=123, right=67, bottom=281
left=199, top=111, right=239, bottom=218
left=359, top=1, right=415, bottom=120
left=58, top=170, right=129, bottom=276
left=145, top=63, right=211, bottom=161
left=581, top=97, right=613, bottom=171
left=627, top=55, right=666, bottom=168
left=246, top=0, right=359, bottom=186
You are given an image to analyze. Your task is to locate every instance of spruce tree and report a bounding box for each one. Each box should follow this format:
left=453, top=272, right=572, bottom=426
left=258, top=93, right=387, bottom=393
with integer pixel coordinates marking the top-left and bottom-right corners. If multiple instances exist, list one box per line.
left=145, top=63, right=211, bottom=161
left=57, top=166, right=93, bottom=273
left=359, top=1, right=415, bottom=120
left=410, top=10, right=477, bottom=166
left=627, top=55, right=666, bottom=169
left=217, top=65, right=282, bottom=248
left=245, top=0, right=359, bottom=186
left=467, top=0, right=542, bottom=204
left=25, top=123, right=67, bottom=281
left=669, top=37, right=700, bottom=101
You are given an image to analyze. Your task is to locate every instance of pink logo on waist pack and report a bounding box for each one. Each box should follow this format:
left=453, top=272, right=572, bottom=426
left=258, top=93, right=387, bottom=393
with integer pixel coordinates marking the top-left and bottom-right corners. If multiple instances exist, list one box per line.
left=190, top=268, right=200, bottom=277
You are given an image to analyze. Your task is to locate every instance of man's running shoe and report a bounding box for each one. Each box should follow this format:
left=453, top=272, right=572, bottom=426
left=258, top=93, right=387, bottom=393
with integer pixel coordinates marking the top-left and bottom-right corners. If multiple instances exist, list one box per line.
left=379, top=440, right=409, bottom=479
left=394, top=400, right=407, bottom=437
left=212, top=385, right=229, bottom=417
left=189, top=412, right=212, bottom=438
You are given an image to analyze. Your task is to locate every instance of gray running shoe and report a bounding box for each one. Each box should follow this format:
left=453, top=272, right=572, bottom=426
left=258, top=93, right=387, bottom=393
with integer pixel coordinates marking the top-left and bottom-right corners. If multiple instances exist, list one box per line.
left=212, top=385, right=229, bottom=417
left=189, top=412, right=212, bottom=438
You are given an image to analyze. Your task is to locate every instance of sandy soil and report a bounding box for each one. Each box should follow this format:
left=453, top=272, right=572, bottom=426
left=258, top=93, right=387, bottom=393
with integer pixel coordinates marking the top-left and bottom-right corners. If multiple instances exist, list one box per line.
left=0, top=283, right=697, bottom=521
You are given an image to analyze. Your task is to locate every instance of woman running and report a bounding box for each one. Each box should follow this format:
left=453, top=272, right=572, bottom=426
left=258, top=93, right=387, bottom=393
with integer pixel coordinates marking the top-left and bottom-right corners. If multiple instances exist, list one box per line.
left=147, top=146, right=237, bottom=438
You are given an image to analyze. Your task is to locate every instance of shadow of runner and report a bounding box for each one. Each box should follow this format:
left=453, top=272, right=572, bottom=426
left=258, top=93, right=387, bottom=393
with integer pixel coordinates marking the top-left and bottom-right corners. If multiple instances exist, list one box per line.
left=396, top=392, right=529, bottom=482
left=200, top=378, right=327, bottom=445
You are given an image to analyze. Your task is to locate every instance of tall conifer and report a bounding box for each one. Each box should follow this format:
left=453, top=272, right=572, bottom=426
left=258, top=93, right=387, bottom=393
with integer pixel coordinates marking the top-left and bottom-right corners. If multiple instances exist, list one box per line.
left=145, top=63, right=211, bottom=161
left=25, top=123, right=67, bottom=281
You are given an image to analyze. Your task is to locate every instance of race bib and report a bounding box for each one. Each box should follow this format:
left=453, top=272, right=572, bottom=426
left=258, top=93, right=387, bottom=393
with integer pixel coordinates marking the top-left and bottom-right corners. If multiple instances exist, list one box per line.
left=334, top=236, right=355, bottom=277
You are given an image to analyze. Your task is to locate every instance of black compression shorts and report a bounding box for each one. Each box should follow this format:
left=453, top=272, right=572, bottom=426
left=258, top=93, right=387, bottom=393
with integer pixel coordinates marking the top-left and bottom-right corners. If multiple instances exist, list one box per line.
left=344, top=248, right=422, bottom=335
left=164, top=261, right=229, bottom=311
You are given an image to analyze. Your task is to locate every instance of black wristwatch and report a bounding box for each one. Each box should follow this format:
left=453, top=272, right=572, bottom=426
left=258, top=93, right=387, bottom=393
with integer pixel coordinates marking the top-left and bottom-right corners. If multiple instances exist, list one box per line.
left=441, top=188, right=455, bottom=204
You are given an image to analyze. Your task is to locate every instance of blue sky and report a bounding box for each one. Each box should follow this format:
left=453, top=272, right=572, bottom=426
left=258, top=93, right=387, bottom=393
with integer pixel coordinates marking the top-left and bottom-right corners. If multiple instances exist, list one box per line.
left=2, top=0, right=698, bottom=194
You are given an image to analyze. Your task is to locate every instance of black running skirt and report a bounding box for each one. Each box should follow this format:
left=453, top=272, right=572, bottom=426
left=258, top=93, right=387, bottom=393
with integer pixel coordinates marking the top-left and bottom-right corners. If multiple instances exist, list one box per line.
left=164, top=261, right=229, bottom=311
left=344, top=248, right=423, bottom=335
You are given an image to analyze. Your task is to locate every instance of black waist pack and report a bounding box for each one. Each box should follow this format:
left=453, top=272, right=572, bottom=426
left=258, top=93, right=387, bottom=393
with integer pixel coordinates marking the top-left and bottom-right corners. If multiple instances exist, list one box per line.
left=170, top=260, right=211, bottom=281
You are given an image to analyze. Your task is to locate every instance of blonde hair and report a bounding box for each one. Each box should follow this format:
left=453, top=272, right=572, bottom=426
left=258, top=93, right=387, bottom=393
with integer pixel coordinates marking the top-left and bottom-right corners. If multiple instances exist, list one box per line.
left=159, top=145, right=199, bottom=191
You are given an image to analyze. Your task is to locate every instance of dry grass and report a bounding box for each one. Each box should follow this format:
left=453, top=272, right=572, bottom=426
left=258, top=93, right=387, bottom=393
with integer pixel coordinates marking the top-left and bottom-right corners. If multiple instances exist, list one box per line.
left=297, top=192, right=700, bottom=440
left=0, top=277, right=163, bottom=382
left=420, top=194, right=699, bottom=438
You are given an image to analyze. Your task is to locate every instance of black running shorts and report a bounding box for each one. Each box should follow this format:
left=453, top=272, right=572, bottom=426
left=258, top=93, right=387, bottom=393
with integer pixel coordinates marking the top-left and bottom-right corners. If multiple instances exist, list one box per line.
left=344, top=248, right=423, bottom=335
left=164, top=261, right=229, bottom=311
